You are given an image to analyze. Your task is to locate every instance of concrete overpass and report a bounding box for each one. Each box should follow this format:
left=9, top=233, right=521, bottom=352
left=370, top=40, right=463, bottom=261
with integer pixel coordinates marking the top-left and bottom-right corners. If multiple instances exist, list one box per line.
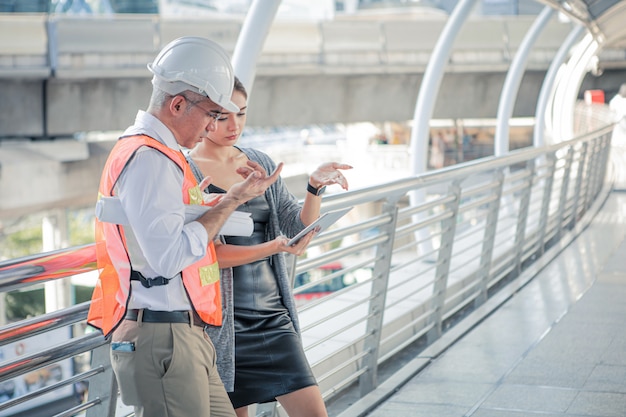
left=1, top=10, right=626, bottom=220
left=3, top=12, right=626, bottom=139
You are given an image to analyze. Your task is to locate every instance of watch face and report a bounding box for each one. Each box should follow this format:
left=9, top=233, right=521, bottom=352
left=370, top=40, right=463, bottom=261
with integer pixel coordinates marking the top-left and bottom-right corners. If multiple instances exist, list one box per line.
left=318, top=186, right=327, bottom=195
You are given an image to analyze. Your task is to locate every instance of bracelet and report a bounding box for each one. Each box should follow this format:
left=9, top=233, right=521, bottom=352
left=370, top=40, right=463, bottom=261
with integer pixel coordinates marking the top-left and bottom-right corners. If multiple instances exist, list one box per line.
left=307, top=182, right=326, bottom=196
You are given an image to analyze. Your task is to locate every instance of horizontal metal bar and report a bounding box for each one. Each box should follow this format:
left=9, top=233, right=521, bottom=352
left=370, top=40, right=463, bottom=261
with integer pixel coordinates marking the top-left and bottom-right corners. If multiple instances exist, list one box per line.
left=0, top=332, right=106, bottom=383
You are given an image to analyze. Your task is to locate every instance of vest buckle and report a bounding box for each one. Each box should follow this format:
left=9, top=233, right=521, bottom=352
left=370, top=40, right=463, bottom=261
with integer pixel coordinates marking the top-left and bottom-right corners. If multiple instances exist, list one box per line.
left=130, top=270, right=171, bottom=288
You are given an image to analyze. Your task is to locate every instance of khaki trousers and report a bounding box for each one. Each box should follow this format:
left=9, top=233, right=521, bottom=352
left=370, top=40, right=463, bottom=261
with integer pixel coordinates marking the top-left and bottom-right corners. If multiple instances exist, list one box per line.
left=111, top=316, right=236, bottom=417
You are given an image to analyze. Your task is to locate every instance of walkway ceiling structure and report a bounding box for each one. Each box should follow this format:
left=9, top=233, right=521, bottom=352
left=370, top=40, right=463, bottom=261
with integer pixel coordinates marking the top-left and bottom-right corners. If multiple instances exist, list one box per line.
left=538, top=0, right=626, bottom=52
left=402, top=0, right=626, bottom=176
left=533, top=0, right=626, bottom=141
left=231, top=0, right=626, bottom=164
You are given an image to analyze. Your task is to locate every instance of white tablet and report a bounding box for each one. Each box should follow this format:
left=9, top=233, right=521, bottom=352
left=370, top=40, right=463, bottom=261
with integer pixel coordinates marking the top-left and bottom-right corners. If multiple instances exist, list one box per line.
left=288, top=207, right=353, bottom=246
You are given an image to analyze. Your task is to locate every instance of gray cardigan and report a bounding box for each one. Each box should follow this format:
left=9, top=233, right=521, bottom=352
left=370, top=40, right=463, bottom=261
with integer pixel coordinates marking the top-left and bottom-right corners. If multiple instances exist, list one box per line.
left=186, top=146, right=306, bottom=391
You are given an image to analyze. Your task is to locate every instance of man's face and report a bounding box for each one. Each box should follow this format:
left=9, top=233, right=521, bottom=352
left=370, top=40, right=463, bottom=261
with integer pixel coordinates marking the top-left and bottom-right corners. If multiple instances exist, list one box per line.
left=176, top=94, right=222, bottom=149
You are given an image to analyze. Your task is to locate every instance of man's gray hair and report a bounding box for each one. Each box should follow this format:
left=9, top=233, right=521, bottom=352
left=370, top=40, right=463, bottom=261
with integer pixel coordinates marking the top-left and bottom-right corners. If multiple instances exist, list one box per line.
left=149, top=87, right=172, bottom=110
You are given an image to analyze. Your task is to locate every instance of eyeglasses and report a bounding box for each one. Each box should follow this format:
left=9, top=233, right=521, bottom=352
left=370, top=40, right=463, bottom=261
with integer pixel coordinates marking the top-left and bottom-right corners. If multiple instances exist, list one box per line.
left=180, top=94, right=222, bottom=123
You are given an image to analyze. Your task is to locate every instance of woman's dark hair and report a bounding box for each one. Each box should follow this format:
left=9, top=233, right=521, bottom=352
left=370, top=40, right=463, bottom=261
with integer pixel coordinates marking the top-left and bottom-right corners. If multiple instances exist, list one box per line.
left=234, top=76, right=248, bottom=99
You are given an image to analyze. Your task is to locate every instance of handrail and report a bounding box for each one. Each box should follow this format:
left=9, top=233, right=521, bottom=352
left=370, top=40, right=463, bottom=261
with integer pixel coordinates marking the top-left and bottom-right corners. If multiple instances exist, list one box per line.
left=0, top=302, right=89, bottom=345
left=0, top=244, right=97, bottom=292
left=0, top=107, right=615, bottom=417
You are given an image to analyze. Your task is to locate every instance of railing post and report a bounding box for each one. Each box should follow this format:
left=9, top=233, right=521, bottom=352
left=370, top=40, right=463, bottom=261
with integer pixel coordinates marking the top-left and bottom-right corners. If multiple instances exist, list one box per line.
left=537, top=153, right=556, bottom=256
left=426, top=182, right=461, bottom=344
left=556, top=147, right=574, bottom=237
left=584, top=139, right=598, bottom=207
left=602, top=133, right=613, bottom=180
left=580, top=142, right=593, bottom=211
left=513, top=160, right=534, bottom=275
left=598, top=134, right=612, bottom=192
left=475, top=170, right=504, bottom=307
left=570, top=142, right=588, bottom=226
left=585, top=138, right=604, bottom=207
left=358, top=197, right=399, bottom=397
left=594, top=134, right=611, bottom=198
left=85, top=343, right=118, bottom=417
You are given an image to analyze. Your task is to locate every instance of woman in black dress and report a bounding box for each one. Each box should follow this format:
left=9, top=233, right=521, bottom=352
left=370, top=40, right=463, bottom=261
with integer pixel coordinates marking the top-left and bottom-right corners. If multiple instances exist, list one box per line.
left=187, top=77, right=352, bottom=417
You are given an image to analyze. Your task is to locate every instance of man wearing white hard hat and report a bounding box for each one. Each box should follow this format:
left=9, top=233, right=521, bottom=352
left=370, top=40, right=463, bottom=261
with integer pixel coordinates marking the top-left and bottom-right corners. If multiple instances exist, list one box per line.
left=87, top=36, right=283, bottom=417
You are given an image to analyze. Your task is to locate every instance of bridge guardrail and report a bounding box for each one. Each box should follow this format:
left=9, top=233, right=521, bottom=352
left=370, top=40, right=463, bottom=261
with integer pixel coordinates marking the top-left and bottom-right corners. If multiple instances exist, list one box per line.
left=0, top=109, right=614, bottom=416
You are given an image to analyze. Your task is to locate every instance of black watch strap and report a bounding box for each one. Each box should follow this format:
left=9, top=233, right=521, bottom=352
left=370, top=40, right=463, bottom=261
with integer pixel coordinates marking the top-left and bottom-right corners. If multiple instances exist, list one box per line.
left=307, top=183, right=326, bottom=196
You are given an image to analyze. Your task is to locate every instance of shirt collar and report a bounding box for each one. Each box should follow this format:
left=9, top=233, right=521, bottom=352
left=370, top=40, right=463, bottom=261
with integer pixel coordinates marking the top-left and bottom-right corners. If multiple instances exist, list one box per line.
left=122, top=110, right=180, bottom=151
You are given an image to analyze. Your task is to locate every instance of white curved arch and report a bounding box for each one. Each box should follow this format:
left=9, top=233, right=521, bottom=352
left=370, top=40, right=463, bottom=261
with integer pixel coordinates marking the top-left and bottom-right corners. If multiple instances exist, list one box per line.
left=552, top=33, right=598, bottom=141
left=494, top=6, right=555, bottom=156
left=232, top=0, right=282, bottom=94
left=534, top=24, right=585, bottom=147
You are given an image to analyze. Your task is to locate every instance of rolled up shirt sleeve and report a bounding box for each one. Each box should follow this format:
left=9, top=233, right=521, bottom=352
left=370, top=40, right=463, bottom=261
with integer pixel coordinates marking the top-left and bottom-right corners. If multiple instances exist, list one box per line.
left=117, top=147, right=209, bottom=278
left=184, top=221, right=211, bottom=257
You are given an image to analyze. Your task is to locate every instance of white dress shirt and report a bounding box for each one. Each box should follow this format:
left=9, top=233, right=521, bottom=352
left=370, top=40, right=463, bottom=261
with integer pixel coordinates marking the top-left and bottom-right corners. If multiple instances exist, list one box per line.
left=116, top=110, right=209, bottom=311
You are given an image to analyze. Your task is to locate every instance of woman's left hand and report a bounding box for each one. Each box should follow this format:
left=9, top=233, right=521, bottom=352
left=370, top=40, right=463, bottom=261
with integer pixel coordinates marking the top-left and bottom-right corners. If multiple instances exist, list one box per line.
left=275, top=230, right=317, bottom=256
left=309, top=162, right=353, bottom=190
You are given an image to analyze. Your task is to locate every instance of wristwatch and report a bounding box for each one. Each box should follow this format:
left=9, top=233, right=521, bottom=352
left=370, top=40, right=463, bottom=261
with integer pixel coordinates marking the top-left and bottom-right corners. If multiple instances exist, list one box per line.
left=307, top=182, right=326, bottom=196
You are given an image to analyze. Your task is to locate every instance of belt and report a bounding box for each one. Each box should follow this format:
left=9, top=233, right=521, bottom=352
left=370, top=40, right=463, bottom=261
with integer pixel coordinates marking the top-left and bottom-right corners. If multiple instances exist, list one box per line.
left=125, top=309, right=204, bottom=327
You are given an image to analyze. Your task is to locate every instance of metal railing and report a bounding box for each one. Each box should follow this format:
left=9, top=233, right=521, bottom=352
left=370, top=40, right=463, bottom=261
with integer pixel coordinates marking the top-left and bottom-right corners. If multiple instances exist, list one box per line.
left=0, top=118, right=615, bottom=416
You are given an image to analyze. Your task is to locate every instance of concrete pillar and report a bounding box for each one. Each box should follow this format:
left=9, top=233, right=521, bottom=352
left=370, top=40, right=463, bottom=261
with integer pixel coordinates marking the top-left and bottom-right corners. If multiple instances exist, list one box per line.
left=344, top=0, right=359, bottom=14
left=43, top=209, right=72, bottom=313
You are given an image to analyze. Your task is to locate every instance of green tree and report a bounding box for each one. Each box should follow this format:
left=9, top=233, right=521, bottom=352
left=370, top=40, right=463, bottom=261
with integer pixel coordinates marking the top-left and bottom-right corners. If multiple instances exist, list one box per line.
left=5, top=289, right=45, bottom=321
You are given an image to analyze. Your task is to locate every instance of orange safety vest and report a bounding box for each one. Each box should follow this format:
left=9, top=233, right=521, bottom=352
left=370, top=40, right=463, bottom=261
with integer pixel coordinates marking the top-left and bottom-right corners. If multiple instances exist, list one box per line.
left=87, top=135, right=221, bottom=337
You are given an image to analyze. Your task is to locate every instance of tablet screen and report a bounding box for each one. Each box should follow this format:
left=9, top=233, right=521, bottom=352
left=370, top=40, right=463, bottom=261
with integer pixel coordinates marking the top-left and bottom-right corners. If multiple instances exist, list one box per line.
left=288, top=207, right=353, bottom=246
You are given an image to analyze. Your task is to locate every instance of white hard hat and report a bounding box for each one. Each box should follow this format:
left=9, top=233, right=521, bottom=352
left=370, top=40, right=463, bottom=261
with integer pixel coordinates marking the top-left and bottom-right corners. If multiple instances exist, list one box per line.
left=148, top=36, right=239, bottom=112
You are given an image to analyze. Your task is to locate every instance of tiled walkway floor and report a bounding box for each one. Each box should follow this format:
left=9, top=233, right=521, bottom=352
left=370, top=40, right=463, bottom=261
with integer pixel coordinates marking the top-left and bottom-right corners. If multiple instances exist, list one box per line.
left=365, top=191, right=626, bottom=417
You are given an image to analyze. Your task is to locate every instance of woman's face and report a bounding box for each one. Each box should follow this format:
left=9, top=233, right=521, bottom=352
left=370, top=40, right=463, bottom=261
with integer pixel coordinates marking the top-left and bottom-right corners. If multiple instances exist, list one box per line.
left=206, top=90, right=247, bottom=147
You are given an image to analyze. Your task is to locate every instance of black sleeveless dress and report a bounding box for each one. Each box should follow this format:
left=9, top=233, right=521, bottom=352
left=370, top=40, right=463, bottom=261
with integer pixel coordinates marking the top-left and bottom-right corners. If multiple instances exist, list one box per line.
left=208, top=185, right=317, bottom=408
